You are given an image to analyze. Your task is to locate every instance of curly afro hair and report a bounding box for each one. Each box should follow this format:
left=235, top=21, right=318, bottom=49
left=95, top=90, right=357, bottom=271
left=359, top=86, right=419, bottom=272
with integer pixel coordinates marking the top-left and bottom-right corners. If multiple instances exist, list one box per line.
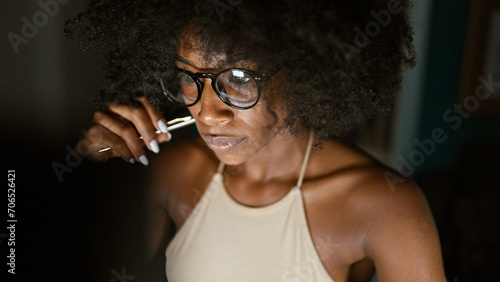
left=65, top=0, right=415, bottom=138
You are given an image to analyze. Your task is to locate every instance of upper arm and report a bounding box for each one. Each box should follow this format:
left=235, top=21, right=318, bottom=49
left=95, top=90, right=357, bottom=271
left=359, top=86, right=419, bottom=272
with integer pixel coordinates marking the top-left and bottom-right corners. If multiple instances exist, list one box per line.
left=364, top=177, right=446, bottom=282
left=145, top=136, right=217, bottom=261
left=146, top=153, right=175, bottom=262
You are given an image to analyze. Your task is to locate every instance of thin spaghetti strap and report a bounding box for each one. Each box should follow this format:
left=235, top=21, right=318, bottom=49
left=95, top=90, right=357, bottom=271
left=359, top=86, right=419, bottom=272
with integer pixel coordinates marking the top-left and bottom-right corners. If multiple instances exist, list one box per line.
left=217, top=162, right=225, bottom=173
left=296, top=130, right=314, bottom=189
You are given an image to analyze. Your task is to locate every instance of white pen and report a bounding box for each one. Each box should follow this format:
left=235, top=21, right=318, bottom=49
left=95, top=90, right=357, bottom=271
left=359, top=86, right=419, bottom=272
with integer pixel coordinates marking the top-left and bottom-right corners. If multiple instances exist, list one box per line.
left=98, top=116, right=195, bottom=153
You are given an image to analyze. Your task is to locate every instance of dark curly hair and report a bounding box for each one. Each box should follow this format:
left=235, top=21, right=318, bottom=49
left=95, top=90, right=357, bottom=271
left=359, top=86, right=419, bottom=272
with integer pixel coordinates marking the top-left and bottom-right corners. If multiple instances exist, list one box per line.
left=65, top=0, right=415, bottom=138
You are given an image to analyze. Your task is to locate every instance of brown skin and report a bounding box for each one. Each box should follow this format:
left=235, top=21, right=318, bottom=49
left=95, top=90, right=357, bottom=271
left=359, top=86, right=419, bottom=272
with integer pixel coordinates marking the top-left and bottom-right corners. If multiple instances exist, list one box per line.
left=80, top=38, right=446, bottom=281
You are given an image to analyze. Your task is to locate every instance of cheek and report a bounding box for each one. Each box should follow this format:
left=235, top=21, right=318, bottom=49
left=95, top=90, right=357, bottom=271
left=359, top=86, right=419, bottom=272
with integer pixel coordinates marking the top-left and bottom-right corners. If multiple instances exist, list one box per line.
left=187, top=105, right=198, bottom=117
left=238, top=103, right=281, bottom=152
left=241, top=101, right=278, bottom=133
left=257, top=94, right=287, bottom=132
left=187, top=105, right=203, bottom=132
left=260, top=75, right=289, bottom=126
left=236, top=79, right=290, bottom=142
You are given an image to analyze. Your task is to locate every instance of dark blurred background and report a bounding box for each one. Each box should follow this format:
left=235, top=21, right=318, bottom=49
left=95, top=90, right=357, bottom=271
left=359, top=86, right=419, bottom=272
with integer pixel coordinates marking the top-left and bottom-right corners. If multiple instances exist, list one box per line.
left=1, top=0, right=499, bottom=281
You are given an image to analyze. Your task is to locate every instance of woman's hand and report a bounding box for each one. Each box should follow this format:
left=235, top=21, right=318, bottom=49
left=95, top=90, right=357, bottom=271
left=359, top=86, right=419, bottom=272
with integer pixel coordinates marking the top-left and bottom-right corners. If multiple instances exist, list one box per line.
left=78, top=97, right=171, bottom=166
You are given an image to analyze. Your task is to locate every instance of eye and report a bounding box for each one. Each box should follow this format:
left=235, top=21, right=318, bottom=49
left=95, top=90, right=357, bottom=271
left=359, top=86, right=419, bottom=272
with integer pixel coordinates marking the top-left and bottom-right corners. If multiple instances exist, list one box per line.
left=227, top=70, right=252, bottom=86
left=179, top=71, right=196, bottom=85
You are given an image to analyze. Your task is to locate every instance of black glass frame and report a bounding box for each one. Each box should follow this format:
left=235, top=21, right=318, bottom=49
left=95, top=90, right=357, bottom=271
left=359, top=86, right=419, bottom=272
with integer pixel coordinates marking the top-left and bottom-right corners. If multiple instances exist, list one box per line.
left=161, top=67, right=276, bottom=110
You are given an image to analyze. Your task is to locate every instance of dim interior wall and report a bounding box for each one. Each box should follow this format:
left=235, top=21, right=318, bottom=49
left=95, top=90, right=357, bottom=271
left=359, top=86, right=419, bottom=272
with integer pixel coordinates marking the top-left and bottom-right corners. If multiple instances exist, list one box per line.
left=0, top=0, right=101, bottom=150
left=415, top=0, right=500, bottom=176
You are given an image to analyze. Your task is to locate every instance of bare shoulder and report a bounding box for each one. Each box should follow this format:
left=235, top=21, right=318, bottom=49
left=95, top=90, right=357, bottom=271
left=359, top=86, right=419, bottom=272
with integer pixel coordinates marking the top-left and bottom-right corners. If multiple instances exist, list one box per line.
left=148, top=136, right=219, bottom=208
left=304, top=140, right=445, bottom=280
left=307, top=140, right=433, bottom=227
left=339, top=159, right=432, bottom=231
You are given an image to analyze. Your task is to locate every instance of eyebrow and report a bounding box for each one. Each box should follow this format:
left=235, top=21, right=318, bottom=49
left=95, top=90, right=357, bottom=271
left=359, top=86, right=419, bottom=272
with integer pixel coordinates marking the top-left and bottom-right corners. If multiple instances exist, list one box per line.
left=176, top=53, right=250, bottom=70
left=176, top=55, right=197, bottom=67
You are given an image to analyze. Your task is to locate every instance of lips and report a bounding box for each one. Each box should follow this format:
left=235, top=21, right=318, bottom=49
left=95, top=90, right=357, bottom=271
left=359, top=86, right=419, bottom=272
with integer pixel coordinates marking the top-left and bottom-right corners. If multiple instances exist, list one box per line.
left=201, top=135, right=247, bottom=152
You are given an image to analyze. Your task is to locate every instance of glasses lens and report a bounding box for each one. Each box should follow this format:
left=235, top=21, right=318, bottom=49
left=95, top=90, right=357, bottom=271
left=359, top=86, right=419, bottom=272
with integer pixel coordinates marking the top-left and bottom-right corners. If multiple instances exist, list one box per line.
left=216, top=70, right=259, bottom=108
left=164, top=71, right=198, bottom=106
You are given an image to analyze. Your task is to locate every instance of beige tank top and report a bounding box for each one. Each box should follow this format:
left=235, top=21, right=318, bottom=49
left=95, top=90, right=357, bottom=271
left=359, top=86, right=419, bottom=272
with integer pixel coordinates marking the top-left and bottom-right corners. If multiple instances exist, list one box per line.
left=166, top=131, right=333, bottom=281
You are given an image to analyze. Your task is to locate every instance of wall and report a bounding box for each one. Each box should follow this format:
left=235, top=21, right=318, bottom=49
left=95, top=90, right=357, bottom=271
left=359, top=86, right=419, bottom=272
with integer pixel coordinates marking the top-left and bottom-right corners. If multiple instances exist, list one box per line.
left=415, top=0, right=500, bottom=175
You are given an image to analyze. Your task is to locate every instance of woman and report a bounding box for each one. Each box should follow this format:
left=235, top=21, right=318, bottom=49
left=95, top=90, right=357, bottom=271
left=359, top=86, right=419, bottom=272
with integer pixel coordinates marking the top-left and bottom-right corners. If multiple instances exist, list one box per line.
left=66, top=0, right=446, bottom=281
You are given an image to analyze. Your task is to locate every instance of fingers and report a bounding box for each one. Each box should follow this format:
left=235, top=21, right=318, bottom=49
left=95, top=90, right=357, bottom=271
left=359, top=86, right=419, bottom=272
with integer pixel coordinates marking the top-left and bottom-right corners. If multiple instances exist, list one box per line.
left=106, top=104, right=159, bottom=152
left=137, top=97, right=172, bottom=141
left=107, top=98, right=172, bottom=152
left=77, top=122, right=135, bottom=163
left=94, top=112, right=149, bottom=163
left=80, top=97, right=171, bottom=166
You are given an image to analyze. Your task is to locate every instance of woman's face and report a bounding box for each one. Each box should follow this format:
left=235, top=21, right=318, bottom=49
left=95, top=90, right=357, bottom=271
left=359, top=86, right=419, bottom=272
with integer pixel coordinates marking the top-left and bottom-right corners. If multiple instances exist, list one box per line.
left=176, top=37, right=286, bottom=165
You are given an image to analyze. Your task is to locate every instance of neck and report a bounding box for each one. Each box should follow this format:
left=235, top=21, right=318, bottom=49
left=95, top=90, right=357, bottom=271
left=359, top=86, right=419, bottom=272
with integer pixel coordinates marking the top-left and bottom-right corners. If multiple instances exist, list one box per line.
left=231, top=130, right=313, bottom=186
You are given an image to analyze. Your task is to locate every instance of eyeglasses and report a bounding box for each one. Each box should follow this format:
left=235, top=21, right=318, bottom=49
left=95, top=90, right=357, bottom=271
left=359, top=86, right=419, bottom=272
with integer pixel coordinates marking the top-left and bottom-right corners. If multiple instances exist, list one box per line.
left=161, top=67, right=278, bottom=110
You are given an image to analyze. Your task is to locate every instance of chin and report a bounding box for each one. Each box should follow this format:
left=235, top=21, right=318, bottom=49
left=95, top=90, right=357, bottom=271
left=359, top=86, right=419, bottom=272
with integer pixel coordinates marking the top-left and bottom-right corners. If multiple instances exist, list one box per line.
left=214, top=144, right=262, bottom=165
left=214, top=153, right=247, bottom=166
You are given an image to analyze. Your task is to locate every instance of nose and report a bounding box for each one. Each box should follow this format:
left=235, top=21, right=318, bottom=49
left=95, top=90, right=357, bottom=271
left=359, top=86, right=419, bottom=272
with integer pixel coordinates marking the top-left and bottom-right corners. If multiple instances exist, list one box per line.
left=195, top=79, right=234, bottom=126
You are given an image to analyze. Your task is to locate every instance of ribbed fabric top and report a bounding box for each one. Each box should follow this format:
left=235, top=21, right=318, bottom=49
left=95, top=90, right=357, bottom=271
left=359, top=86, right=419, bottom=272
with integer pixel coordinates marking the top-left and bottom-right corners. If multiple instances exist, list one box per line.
left=166, top=131, right=333, bottom=281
